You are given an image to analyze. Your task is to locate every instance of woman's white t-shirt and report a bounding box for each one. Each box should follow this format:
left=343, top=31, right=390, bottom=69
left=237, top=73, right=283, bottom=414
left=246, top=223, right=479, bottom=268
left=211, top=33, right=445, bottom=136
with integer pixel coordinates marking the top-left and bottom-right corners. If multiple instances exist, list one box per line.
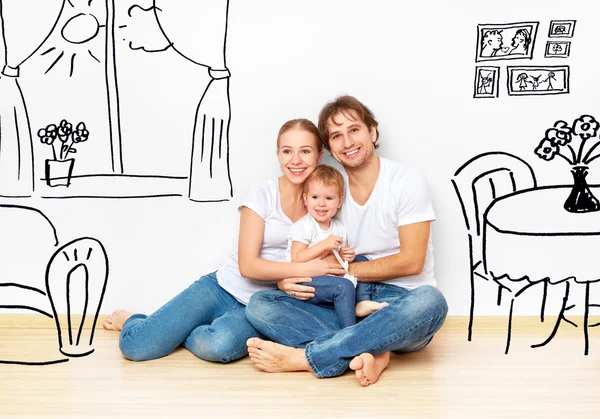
left=337, top=157, right=437, bottom=290
left=217, top=178, right=291, bottom=304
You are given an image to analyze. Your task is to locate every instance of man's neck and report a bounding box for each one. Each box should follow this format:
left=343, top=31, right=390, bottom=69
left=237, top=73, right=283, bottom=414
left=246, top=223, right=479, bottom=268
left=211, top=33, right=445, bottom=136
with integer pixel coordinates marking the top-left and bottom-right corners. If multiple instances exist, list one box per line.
left=345, top=155, right=381, bottom=205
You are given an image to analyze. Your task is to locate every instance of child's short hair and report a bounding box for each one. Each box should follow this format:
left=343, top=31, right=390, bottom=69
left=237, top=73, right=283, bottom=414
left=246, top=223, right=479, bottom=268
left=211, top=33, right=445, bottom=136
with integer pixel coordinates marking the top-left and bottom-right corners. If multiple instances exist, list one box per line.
left=303, top=165, right=344, bottom=196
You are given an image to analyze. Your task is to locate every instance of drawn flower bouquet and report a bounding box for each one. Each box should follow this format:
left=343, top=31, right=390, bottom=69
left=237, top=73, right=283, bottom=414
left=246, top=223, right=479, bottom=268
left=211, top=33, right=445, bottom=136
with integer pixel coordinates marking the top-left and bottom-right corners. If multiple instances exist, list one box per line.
left=534, top=114, right=600, bottom=213
left=38, top=119, right=90, bottom=187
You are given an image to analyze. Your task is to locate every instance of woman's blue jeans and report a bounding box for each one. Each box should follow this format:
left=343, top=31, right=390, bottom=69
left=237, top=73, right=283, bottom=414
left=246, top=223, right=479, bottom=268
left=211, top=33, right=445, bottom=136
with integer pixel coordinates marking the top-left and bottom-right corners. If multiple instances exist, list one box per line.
left=245, top=283, right=448, bottom=378
left=119, top=272, right=262, bottom=363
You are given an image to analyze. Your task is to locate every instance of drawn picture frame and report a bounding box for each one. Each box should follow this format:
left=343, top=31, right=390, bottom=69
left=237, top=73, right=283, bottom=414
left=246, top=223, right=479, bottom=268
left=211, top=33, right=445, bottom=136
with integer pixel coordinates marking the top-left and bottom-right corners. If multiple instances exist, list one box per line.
left=475, top=22, right=539, bottom=62
left=548, top=20, right=576, bottom=38
left=473, top=66, right=500, bottom=98
left=545, top=41, right=571, bottom=58
left=507, top=66, right=570, bottom=96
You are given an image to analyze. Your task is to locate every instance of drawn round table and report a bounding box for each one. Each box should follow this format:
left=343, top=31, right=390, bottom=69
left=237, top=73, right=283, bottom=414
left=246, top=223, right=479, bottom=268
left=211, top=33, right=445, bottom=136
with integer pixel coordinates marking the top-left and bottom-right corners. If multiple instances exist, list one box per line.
left=483, top=186, right=600, bottom=354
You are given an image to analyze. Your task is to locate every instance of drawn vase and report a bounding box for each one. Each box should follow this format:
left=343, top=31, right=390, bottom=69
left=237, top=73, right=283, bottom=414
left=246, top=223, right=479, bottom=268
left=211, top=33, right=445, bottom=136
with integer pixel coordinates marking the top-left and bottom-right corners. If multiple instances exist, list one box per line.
left=45, top=159, right=75, bottom=187
left=564, top=165, right=600, bottom=213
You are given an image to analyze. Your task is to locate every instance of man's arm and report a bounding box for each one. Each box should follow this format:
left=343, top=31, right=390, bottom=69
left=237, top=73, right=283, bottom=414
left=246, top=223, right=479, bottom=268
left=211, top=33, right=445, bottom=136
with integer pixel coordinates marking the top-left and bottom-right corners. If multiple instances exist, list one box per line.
left=348, top=221, right=430, bottom=282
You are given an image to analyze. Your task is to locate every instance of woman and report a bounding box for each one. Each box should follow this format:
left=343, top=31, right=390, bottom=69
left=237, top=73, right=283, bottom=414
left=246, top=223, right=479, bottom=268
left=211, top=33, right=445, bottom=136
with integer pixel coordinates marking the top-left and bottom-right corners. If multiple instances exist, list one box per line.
left=103, top=119, right=345, bottom=362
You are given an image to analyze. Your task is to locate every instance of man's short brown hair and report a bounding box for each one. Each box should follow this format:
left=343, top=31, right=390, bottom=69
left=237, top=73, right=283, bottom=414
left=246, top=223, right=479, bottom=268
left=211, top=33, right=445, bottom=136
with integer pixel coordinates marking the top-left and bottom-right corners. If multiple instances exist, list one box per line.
left=303, top=165, right=344, bottom=196
left=317, top=95, right=379, bottom=151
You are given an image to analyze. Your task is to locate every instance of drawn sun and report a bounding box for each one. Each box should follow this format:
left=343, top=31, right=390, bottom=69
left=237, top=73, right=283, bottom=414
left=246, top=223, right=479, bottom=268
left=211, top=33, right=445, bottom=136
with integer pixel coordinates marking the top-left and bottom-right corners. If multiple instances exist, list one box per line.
left=40, top=0, right=104, bottom=76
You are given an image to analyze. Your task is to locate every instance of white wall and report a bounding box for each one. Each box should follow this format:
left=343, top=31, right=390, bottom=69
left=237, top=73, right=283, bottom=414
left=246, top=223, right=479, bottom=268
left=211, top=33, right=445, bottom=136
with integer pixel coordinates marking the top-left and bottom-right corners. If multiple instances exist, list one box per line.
left=1, top=0, right=599, bottom=318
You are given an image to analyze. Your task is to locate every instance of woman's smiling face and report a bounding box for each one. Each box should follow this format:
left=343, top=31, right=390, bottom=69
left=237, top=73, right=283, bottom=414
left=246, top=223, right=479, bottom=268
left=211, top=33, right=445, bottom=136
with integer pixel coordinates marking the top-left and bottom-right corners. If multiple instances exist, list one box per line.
left=277, top=128, right=322, bottom=185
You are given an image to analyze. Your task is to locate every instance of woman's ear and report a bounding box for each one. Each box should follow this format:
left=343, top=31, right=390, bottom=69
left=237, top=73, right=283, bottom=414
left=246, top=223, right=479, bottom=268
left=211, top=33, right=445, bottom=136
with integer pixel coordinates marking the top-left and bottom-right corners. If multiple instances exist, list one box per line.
left=317, top=150, right=324, bottom=163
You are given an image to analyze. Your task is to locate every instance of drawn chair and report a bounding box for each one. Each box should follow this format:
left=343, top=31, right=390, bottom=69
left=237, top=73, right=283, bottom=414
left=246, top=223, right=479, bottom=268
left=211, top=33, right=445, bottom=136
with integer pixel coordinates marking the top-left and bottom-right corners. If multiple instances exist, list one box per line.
left=452, top=152, right=539, bottom=351
left=0, top=204, right=108, bottom=365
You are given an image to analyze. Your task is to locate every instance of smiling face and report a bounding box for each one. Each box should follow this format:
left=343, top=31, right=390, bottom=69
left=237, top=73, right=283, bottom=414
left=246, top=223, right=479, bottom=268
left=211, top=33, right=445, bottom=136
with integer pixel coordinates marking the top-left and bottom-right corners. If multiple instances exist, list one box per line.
left=326, top=110, right=378, bottom=170
left=303, top=181, right=343, bottom=225
left=277, top=128, right=322, bottom=185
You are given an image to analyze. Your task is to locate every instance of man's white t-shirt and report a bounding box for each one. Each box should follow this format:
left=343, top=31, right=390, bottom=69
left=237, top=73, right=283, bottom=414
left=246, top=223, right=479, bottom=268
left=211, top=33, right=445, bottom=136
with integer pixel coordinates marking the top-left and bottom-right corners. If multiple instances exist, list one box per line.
left=217, top=178, right=288, bottom=304
left=285, top=214, right=348, bottom=262
left=337, top=157, right=436, bottom=289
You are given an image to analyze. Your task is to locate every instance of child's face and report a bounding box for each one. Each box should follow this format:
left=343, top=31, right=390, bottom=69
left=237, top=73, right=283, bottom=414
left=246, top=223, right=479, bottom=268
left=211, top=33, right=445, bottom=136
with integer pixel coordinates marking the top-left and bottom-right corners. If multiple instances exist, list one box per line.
left=303, top=181, right=343, bottom=224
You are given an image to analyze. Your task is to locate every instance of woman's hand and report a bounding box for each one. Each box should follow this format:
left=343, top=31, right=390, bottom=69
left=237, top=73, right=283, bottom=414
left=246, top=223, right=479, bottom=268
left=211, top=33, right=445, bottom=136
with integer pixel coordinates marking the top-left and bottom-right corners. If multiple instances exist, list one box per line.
left=277, top=277, right=315, bottom=300
left=304, top=258, right=346, bottom=277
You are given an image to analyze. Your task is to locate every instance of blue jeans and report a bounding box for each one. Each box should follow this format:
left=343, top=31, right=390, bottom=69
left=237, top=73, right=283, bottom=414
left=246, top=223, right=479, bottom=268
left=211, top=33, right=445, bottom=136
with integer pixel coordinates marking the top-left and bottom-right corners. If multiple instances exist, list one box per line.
left=119, top=272, right=262, bottom=363
left=245, top=283, right=448, bottom=378
left=304, top=255, right=371, bottom=328
left=303, top=276, right=356, bottom=328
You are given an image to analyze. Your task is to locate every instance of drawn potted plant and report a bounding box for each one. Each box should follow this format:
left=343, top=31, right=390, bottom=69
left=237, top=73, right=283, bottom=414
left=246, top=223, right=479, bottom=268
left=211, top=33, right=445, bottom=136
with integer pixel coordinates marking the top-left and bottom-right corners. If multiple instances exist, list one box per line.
left=37, top=119, right=90, bottom=187
left=534, top=114, right=600, bottom=213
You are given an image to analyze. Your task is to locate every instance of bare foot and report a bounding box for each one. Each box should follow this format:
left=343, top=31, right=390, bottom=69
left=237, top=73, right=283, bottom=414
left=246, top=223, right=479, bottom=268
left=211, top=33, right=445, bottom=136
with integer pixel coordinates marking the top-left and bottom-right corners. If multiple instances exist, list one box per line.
left=102, top=310, right=133, bottom=331
left=246, top=338, right=311, bottom=373
left=355, top=301, right=389, bottom=317
left=349, top=352, right=390, bottom=387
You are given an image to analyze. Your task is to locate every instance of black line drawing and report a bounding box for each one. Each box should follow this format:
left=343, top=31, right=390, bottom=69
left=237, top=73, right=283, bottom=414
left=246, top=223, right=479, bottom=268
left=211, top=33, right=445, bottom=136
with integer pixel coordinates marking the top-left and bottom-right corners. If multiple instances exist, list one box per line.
left=1, top=0, right=234, bottom=202
left=0, top=0, right=66, bottom=197
left=548, top=20, right=576, bottom=38
left=452, top=115, right=600, bottom=355
left=534, top=115, right=600, bottom=212
left=475, top=22, right=539, bottom=62
left=507, top=66, right=569, bottom=96
left=38, top=119, right=90, bottom=187
left=545, top=41, right=571, bottom=58
left=0, top=204, right=109, bottom=365
left=473, top=66, right=500, bottom=99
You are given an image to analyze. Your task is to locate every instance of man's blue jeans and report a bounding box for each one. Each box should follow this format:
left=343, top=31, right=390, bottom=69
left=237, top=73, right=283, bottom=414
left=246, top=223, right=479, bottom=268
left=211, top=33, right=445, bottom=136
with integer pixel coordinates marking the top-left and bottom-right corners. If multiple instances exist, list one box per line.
left=119, top=272, right=262, bottom=363
left=245, top=283, right=448, bottom=378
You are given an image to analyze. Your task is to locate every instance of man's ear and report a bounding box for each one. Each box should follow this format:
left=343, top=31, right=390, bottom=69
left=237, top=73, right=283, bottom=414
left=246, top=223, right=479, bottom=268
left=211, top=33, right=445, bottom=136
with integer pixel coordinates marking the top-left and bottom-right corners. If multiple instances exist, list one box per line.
left=369, top=126, right=377, bottom=143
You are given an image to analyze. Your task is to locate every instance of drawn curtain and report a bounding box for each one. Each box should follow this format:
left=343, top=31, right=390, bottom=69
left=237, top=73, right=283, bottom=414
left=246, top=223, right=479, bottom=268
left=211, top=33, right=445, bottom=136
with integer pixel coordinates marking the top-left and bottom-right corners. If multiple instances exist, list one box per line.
left=0, top=0, right=65, bottom=196
left=154, top=0, right=233, bottom=201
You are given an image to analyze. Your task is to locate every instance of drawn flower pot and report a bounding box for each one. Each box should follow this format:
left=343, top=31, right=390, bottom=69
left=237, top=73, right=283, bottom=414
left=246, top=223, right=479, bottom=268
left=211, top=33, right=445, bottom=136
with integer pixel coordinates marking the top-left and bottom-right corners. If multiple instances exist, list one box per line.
left=564, top=165, right=600, bottom=213
left=45, top=158, right=75, bottom=187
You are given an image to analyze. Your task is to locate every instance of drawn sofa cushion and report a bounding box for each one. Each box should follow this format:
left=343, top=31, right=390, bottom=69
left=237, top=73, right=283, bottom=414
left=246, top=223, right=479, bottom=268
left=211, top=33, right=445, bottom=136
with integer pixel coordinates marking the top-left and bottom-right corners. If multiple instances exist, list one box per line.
left=0, top=205, right=58, bottom=315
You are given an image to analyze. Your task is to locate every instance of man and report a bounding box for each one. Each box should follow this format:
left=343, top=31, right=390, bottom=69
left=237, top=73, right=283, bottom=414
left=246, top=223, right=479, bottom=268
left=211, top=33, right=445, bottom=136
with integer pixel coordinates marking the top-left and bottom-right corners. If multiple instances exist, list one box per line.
left=245, top=95, right=448, bottom=387
left=481, top=30, right=505, bottom=57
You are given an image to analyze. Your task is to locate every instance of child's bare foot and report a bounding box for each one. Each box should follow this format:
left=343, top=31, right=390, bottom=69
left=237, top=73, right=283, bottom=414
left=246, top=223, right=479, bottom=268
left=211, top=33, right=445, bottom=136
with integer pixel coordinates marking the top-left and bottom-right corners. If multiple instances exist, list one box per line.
left=102, top=310, right=133, bottom=331
left=355, top=301, right=389, bottom=317
left=349, top=352, right=390, bottom=387
left=246, top=338, right=311, bottom=373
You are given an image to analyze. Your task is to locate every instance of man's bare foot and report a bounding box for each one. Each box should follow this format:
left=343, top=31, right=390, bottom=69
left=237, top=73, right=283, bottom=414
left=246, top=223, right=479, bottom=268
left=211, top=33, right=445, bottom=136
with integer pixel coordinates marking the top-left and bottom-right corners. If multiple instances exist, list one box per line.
left=102, top=310, right=133, bottom=331
left=349, top=352, right=390, bottom=387
left=355, top=301, right=389, bottom=317
left=246, top=338, right=311, bottom=373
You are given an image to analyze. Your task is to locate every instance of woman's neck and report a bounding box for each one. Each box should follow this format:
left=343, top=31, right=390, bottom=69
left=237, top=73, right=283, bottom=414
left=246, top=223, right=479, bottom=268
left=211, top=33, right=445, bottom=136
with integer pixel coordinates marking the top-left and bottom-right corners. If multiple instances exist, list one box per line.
left=278, top=176, right=307, bottom=222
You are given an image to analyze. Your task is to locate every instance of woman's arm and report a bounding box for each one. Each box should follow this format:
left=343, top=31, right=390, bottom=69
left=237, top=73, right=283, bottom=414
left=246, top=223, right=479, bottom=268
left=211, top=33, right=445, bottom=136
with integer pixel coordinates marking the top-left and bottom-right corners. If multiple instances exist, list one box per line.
left=237, top=207, right=345, bottom=281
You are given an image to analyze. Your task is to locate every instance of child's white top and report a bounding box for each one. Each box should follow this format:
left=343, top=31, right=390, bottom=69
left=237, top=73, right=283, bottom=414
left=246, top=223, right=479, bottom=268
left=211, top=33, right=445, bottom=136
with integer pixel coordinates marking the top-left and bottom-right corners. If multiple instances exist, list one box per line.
left=337, top=157, right=436, bottom=289
left=285, top=214, right=348, bottom=262
left=217, top=178, right=289, bottom=304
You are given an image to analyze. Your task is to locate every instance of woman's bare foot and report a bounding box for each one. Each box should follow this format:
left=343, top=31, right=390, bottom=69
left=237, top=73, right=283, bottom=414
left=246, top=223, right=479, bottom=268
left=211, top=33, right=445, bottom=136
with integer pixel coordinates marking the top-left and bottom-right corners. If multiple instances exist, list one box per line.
left=246, top=338, right=311, bottom=373
left=355, top=301, right=389, bottom=318
left=102, top=310, right=133, bottom=331
left=349, top=352, right=390, bottom=387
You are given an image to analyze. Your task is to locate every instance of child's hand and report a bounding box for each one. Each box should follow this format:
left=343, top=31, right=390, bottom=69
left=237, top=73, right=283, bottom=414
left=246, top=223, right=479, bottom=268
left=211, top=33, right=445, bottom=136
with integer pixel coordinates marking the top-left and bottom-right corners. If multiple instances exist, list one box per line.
left=340, top=245, right=355, bottom=262
left=323, top=235, right=343, bottom=250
